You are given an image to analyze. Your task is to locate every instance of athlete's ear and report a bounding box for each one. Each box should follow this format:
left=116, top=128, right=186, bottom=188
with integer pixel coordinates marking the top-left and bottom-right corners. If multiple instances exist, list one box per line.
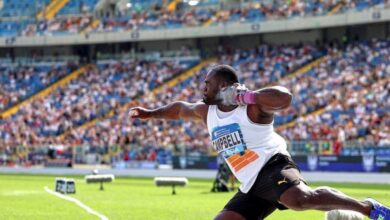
left=219, top=81, right=228, bottom=90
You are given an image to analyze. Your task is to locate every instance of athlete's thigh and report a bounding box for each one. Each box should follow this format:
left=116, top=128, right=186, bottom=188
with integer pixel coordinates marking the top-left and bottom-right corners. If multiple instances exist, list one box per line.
left=218, top=190, right=276, bottom=220
left=250, top=153, right=305, bottom=203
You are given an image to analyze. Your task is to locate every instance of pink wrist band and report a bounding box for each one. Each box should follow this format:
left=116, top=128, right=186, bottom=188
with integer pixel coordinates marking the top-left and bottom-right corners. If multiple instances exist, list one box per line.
left=243, top=91, right=256, bottom=104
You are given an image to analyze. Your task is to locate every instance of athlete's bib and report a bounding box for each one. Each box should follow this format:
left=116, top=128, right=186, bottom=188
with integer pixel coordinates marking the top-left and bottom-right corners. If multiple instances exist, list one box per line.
left=211, top=123, right=259, bottom=172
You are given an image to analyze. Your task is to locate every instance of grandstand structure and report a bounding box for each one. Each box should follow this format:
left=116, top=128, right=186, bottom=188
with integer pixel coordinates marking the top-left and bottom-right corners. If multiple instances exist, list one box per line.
left=0, top=0, right=389, bottom=172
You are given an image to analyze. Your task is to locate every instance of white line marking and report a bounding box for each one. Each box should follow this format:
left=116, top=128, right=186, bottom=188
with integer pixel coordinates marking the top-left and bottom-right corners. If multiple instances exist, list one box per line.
left=44, top=186, right=109, bottom=220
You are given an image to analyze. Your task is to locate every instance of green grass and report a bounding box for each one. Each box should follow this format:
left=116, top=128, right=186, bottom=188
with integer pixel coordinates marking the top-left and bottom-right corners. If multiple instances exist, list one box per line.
left=0, top=174, right=389, bottom=220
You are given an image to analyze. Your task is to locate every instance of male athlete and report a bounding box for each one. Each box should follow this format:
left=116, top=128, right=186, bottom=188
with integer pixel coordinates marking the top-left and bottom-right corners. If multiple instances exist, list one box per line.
left=129, top=65, right=389, bottom=220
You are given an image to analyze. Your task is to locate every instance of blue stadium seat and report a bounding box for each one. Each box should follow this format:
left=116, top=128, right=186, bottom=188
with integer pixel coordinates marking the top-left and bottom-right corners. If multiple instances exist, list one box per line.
left=57, top=0, right=99, bottom=15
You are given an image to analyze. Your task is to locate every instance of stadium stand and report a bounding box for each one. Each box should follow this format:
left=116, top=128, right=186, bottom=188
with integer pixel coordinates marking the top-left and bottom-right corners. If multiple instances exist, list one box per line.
left=59, top=43, right=323, bottom=162
left=0, top=57, right=199, bottom=147
left=0, top=62, right=76, bottom=111
left=0, top=0, right=389, bottom=168
left=0, top=0, right=49, bottom=17
left=57, top=0, right=98, bottom=16
left=1, top=0, right=388, bottom=37
left=0, top=39, right=389, bottom=166
left=2, top=3, right=390, bottom=220
left=63, top=40, right=390, bottom=163
left=2, top=39, right=389, bottom=165
left=280, top=40, right=390, bottom=154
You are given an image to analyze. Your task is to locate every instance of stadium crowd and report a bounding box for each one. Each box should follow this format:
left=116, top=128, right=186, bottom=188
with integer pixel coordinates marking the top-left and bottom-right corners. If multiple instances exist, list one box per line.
left=9, top=0, right=388, bottom=36
left=60, top=44, right=322, bottom=160
left=280, top=40, right=390, bottom=148
left=0, top=63, right=74, bottom=111
left=62, top=41, right=388, bottom=159
left=23, top=15, right=94, bottom=36
left=0, top=59, right=191, bottom=150
left=1, top=40, right=390, bottom=165
left=0, top=43, right=322, bottom=164
left=65, top=40, right=390, bottom=162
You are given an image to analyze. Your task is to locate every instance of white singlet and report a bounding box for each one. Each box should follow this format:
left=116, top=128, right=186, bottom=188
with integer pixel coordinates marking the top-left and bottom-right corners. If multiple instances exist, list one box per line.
left=206, top=105, right=290, bottom=193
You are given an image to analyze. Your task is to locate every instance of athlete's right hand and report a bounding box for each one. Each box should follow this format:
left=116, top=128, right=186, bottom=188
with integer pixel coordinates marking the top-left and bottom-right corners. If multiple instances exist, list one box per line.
left=129, top=107, right=152, bottom=120
left=216, top=83, right=248, bottom=106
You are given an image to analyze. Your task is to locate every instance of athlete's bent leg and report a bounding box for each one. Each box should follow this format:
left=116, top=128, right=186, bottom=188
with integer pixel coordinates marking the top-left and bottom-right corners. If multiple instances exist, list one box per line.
left=279, top=182, right=371, bottom=215
left=214, top=206, right=276, bottom=220
left=217, top=190, right=277, bottom=220
left=214, top=211, right=246, bottom=220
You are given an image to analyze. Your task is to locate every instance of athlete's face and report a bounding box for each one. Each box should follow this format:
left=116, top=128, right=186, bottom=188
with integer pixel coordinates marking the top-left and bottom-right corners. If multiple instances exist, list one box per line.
left=202, top=71, right=223, bottom=105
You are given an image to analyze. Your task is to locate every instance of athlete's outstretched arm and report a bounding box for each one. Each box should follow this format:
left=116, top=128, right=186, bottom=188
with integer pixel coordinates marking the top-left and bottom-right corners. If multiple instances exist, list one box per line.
left=129, top=101, right=208, bottom=122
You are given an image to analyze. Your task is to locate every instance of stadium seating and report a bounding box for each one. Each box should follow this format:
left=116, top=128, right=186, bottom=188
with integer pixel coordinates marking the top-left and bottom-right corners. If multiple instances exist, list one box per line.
left=0, top=63, right=74, bottom=111
left=1, top=0, right=388, bottom=37
left=57, top=0, right=98, bottom=16
left=1, top=40, right=389, bottom=165
left=0, top=57, right=199, bottom=148
left=58, top=44, right=323, bottom=163
left=0, top=0, right=49, bottom=17
left=107, top=40, right=388, bottom=159
left=280, top=40, right=390, bottom=153
left=91, top=0, right=387, bottom=32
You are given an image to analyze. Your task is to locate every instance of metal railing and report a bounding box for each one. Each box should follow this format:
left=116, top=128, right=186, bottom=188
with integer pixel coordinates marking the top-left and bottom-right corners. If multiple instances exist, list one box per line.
left=96, top=50, right=200, bottom=62
left=287, top=140, right=390, bottom=156
left=0, top=55, right=79, bottom=66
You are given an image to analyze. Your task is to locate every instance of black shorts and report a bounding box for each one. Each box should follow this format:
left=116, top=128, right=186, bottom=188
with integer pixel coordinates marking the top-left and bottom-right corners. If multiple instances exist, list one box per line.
left=223, top=153, right=305, bottom=220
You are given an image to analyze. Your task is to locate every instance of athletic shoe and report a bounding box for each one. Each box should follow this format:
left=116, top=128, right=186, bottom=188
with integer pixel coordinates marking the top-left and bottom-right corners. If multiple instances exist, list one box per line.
left=325, top=209, right=364, bottom=220
left=365, top=198, right=390, bottom=220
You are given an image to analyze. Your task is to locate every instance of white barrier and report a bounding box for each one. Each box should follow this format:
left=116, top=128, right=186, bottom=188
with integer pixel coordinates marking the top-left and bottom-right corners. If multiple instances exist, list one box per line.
left=154, top=177, right=188, bottom=195
left=85, top=174, right=115, bottom=190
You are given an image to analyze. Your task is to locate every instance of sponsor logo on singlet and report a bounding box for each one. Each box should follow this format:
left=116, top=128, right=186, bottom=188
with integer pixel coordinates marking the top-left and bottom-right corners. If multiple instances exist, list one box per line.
left=211, top=123, right=259, bottom=173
